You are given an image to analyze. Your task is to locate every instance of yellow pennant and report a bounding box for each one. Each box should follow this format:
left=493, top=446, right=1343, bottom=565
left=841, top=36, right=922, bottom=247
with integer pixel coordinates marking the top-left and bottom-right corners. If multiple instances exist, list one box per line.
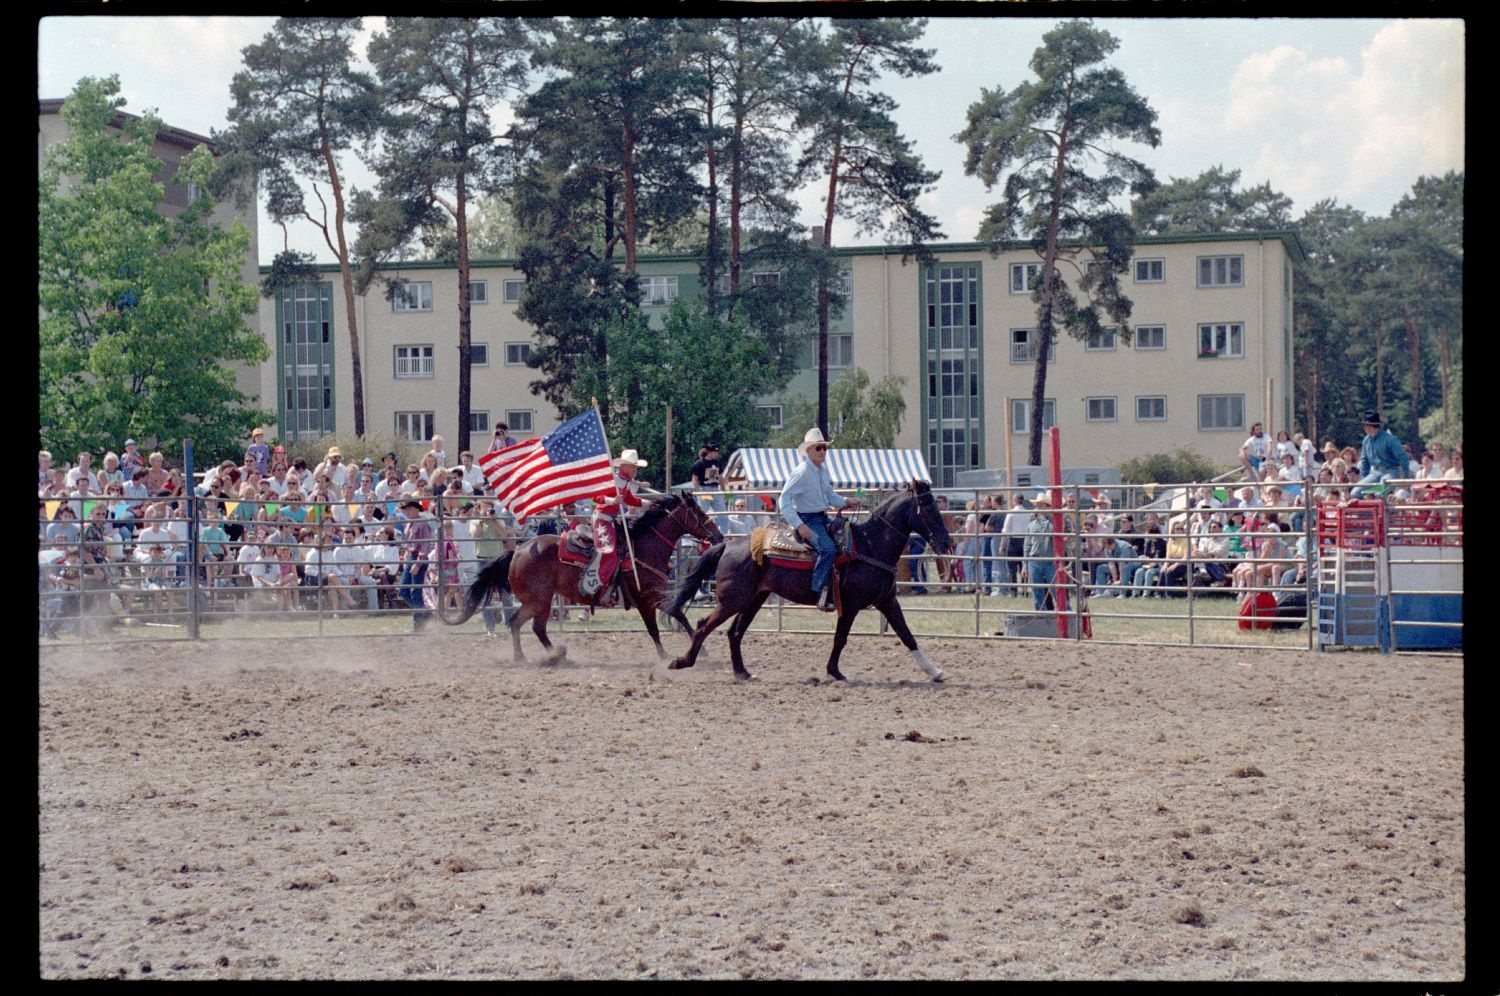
left=224, top=501, right=239, bottom=517
left=45, top=500, right=62, bottom=520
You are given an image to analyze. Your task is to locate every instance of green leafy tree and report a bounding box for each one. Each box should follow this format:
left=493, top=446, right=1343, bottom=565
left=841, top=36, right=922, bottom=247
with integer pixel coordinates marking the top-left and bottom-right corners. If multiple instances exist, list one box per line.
left=1118, top=447, right=1221, bottom=486
left=772, top=367, right=908, bottom=450
left=798, top=17, right=943, bottom=434
left=39, top=76, right=270, bottom=464
left=1292, top=197, right=1367, bottom=447
left=585, top=301, right=784, bottom=481
left=1130, top=164, right=1293, bottom=235
left=356, top=17, right=532, bottom=455
left=957, top=18, right=1159, bottom=467
left=213, top=16, right=382, bottom=437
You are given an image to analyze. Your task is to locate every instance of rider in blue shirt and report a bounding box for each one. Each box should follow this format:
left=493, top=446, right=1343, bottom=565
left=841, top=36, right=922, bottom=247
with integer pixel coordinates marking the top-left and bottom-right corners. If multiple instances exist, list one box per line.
left=779, top=428, right=856, bottom=612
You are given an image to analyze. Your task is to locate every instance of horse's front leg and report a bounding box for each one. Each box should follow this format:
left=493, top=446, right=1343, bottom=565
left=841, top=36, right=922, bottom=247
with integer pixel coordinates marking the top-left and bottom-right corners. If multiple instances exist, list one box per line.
left=874, top=590, right=945, bottom=682
left=824, top=605, right=861, bottom=681
left=635, top=595, right=669, bottom=660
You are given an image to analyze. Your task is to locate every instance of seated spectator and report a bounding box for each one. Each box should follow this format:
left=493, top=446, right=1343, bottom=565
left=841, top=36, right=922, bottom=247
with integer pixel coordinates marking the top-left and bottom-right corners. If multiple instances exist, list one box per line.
left=39, top=450, right=53, bottom=490
left=99, top=451, right=124, bottom=488
left=144, top=451, right=168, bottom=493
left=1192, top=517, right=1233, bottom=586
left=1096, top=534, right=1144, bottom=597
left=1238, top=422, right=1271, bottom=480
left=45, top=504, right=81, bottom=546
left=65, top=451, right=95, bottom=490
left=140, top=542, right=180, bottom=614
left=725, top=497, right=756, bottom=539
left=333, top=523, right=377, bottom=610
left=1444, top=446, right=1463, bottom=479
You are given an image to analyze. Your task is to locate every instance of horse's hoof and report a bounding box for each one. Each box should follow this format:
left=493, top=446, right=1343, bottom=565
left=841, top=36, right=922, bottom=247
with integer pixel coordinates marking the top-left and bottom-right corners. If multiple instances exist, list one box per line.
left=930, top=671, right=946, bottom=683
left=828, top=671, right=847, bottom=682
left=668, top=657, right=692, bottom=670
left=733, top=670, right=755, bottom=682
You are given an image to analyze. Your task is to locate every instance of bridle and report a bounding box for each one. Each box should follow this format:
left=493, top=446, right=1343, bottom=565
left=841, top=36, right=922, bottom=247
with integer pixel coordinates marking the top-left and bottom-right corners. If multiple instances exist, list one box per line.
left=630, top=499, right=720, bottom=583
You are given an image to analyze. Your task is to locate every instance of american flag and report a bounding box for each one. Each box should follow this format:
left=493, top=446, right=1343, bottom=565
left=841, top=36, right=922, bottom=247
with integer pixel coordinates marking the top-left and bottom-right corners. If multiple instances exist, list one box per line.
left=479, top=408, right=616, bottom=522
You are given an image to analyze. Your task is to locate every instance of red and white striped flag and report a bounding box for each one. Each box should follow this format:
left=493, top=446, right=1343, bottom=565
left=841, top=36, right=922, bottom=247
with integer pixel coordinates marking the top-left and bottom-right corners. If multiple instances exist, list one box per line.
left=479, top=408, right=615, bottom=522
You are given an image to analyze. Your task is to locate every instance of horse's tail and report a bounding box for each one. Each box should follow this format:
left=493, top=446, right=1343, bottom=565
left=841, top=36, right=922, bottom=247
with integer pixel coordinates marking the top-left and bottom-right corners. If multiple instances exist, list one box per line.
left=663, top=542, right=725, bottom=618
left=447, top=552, right=512, bottom=626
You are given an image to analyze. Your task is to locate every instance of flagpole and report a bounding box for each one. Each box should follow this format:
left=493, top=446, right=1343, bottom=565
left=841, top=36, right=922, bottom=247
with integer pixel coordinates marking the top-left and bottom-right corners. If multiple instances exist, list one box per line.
left=593, top=402, right=642, bottom=594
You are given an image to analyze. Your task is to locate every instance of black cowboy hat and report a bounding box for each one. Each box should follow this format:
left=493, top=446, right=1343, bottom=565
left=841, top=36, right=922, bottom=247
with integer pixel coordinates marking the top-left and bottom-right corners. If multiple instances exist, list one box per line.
left=1361, top=410, right=1384, bottom=426
left=703, top=440, right=720, bottom=450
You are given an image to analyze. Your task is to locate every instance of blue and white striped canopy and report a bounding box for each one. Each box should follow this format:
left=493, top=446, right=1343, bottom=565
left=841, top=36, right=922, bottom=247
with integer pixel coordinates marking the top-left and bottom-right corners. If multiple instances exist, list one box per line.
left=724, top=448, right=931, bottom=490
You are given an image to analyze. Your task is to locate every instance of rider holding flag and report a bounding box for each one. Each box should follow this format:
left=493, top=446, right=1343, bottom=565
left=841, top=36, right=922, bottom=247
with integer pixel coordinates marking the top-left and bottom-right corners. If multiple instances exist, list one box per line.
left=584, top=447, right=651, bottom=607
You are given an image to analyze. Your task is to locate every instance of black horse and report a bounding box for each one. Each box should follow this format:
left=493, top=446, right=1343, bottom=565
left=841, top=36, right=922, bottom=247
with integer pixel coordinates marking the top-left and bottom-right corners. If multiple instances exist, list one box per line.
left=662, top=480, right=953, bottom=682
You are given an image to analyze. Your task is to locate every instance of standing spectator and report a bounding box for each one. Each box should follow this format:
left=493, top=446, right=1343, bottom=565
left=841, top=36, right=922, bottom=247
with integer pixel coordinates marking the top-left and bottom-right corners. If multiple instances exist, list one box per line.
left=313, top=446, right=349, bottom=489
left=1444, top=445, right=1463, bottom=479
left=427, top=434, right=448, bottom=469
left=998, top=492, right=1030, bottom=596
left=691, top=441, right=726, bottom=513
left=39, top=450, right=54, bottom=489
left=245, top=428, right=271, bottom=476
left=1238, top=422, right=1271, bottom=480
left=1023, top=493, right=1056, bottom=611
left=724, top=496, right=756, bottom=539
left=199, top=509, right=231, bottom=589
left=1351, top=410, right=1410, bottom=497
left=1293, top=431, right=1317, bottom=477
left=488, top=423, right=517, bottom=453
left=1272, top=429, right=1296, bottom=462
left=469, top=498, right=515, bottom=636
left=119, top=438, right=144, bottom=476
left=397, top=498, right=435, bottom=630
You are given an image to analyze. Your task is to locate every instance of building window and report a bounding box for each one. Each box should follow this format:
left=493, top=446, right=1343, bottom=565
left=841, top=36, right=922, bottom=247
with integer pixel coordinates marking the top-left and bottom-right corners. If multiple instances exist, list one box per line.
left=1085, top=326, right=1117, bottom=351
left=1134, top=258, right=1164, bottom=283
left=395, top=411, right=434, bottom=441
left=923, top=263, right=983, bottom=488
left=502, top=279, right=524, bottom=303
left=1135, top=325, right=1166, bottom=350
left=1198, top=394, right=1245, bottom=431
left=391, top=281, right=433, bottom=312
left=466, top=280, right=488, bottom=304
left=640, top=275, right=679, bottom=306
left=831, top=270, right=853, bottom=298
left=505, top=342, right=531, bottom=366
left=756, top=405, right=784, bottom=430
left=750, top=270, right=780, bottom=289
left=1136, top=396, right=1167, bottom=421
left=1009, top=328, right=1056, bottom=364
left=394, top=345, right=434, bottom=378
left=829, top=333, right=853, bottom=368
left=469, top=411, right=490, bottom=433
left=505, top=410, right=534, bottom=433
left=1011, top=398, right=1056, bottom=435
left=1009, top=262, right=1041, bottom=294
left=469, top=342, right=489, bottom=367
left=1197, top=322, right=1245, bottom=358
left=1085, top=397, right=1117, bottom=422
left=1197, top=255, right=1243, bottom=287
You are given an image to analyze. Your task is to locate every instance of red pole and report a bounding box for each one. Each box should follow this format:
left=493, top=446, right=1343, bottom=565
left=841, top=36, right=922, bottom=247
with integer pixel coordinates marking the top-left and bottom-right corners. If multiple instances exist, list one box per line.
left=1048, top=426, right=1069, bottom=637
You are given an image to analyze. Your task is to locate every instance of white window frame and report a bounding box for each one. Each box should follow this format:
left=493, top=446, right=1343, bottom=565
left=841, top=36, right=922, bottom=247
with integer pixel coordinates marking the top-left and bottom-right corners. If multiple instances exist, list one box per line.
left=469, top=411, right=491, bottom=433
left=502, top=279, right=524, bottom=303
left=391, top=281, right=433, bottom=312
left=1197, top=255, right=1244, bottom=287
left=394, top=344, right=434, bottom=379
left=505, top=341, right=532, bottom=366
left=829, top=333, right=853, bottom=369
left=1135, top=325, right=1166, bottom=350
left=1011, top=398, right=1056, bottom=435
left=466, top=280, right=488, bottom=304
left=1009, top=328, right=1056, bottom=365
left=505, top=410, right=534, bottom=434
left=756, top=405, right=784, bottom=430
left=1135, top=396, right=1167, bottom=421
left=1085, top=397, right=1117, bottom=422
left=640, top=275, right=679, bottom=306
left=1198, top=394, right=1246, bottom=432
left=1197, top=322, right=1245, bottom=359
left=1085, top=326, right=1117, bottom=351
left=750, top=270, right=780, bottom=290
left=1009, top=262, right=1042, bottom=295
left=831, top=270, right=853, bottom=298
left=470, top=342, right=489, bottom=367
left=395, top=411, right=435, bottom=442
left=1134, top=258, right=1165, bottom=283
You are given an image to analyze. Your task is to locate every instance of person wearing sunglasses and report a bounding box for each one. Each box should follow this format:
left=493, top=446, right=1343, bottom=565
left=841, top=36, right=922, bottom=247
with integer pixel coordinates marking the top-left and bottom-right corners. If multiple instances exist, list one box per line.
left=779, top=428, right=857, bottom=612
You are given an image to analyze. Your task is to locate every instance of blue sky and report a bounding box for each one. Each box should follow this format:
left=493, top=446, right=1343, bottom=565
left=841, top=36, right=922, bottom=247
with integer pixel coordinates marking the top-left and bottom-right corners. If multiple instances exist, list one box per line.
left=39, top=16, right=1464, bottom=263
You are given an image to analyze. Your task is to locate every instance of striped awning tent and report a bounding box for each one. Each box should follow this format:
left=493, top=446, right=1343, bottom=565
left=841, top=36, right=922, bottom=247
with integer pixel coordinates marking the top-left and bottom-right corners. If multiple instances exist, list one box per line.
left=723, top=448, right=931, bottom=491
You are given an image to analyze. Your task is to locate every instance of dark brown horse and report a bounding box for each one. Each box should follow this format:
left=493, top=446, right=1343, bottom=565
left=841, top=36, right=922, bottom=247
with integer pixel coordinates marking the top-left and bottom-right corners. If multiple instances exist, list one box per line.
left=450, top=495, right=723, bottom=663
left=662, top=480, right=953, bottom=682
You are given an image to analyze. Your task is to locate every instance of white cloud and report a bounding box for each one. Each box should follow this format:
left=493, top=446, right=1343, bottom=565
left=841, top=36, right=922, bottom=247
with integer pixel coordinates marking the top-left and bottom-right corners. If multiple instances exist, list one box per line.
left=1217, top=19, right=1463, bottom=214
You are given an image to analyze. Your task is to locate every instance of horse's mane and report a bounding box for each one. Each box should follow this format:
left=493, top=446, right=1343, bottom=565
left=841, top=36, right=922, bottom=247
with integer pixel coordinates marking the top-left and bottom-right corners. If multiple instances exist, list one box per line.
left=628, top=494, right=681, bottom=537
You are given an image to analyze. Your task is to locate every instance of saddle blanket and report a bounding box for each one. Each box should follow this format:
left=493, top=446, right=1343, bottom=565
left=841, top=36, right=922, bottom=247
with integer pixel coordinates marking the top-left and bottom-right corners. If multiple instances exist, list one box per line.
left=748, top=525, right=853, bottom=571
left=557, top=529, right=631, bottom=575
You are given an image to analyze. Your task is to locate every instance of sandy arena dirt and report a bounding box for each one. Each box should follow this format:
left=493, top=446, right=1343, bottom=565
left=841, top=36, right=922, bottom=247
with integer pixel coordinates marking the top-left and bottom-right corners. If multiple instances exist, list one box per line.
left=38, top=629, right=1465, bottom=981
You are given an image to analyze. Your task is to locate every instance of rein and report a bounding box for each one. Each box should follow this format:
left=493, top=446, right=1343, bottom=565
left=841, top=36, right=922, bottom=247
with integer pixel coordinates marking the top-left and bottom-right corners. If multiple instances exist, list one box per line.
left=628, top=501, right=703, bottom=583
left=847, top=494, right=918, bottom=576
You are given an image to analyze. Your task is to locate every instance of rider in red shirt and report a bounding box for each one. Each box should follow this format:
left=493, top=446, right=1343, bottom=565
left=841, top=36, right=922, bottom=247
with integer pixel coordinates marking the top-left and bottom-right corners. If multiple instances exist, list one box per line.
left=585, top=448, right=649, bottom=607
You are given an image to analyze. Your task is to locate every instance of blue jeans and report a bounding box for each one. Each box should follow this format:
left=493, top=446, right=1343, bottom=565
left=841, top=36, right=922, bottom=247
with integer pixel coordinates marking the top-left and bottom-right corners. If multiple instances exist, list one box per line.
left=801, top=513, right=838, bottom=595
left=1351, top=470, right=1396, bottom=499
left=399, top=560, right=427, bottom=609
left=1028, top=559, right=1055, bottom=611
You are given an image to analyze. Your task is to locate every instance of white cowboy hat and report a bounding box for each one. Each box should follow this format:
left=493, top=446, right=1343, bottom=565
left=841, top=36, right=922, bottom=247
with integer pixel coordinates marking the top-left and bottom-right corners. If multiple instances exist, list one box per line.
left=797, top=427, right=833, bottom=455
left=616, top=448, right=649, bottom=468
left=1031, top=492, right=1054, bottom=507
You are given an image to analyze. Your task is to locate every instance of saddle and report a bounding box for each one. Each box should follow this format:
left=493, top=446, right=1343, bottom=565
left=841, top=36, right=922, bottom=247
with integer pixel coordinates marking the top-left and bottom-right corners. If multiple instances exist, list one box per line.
left=556, top=528, right=593, bottom=567
left=752, top=520, right=853, bottom=571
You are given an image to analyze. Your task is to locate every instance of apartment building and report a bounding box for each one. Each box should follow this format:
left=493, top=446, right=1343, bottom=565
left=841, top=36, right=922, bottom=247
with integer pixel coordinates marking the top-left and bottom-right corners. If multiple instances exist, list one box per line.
left=259, top=230, right=1301, bottom=483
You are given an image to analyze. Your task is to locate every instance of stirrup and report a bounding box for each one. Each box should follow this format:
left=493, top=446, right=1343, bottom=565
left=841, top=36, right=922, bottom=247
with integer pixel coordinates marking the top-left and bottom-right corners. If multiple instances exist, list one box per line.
left=816, top=586, right=836, bottom=613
